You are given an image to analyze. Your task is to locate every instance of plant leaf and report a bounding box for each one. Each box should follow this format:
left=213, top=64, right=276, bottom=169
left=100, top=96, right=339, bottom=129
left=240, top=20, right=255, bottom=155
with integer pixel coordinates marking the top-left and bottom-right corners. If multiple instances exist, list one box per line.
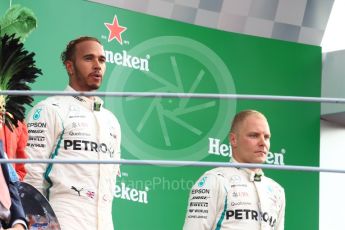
left=0, top=4, right=37, bottom=42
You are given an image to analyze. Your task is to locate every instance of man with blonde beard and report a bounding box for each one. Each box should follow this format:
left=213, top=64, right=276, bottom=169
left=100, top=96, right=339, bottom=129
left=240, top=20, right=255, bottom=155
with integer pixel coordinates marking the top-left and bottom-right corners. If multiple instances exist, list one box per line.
left=183, top=110, right=285, bottom=230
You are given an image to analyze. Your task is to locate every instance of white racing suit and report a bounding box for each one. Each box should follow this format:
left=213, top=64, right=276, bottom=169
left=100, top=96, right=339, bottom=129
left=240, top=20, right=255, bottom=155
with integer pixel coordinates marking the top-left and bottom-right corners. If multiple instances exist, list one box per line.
left=24, top=86, right=121, bottom=230
left=183, top=166, right=285, bottom=230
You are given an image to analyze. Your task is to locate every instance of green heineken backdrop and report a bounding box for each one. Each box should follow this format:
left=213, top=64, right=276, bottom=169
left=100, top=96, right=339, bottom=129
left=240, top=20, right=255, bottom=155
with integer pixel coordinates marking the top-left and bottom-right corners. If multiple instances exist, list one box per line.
left=0, top=0, right=321, bottom=229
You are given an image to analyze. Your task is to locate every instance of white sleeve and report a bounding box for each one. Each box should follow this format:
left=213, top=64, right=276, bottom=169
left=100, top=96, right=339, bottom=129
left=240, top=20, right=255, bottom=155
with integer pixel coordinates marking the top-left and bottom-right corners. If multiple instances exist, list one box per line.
left=24, top=102, right=62, bottom=196
left=275, top=188, right=286, bottom=230
left=183, top=172, right=227, bottom=230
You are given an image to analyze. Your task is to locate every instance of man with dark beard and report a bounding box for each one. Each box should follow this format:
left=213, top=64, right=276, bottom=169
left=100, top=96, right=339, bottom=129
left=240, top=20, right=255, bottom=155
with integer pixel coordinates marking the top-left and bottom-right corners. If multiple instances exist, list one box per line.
left=24, top=37, right=121, bottom=230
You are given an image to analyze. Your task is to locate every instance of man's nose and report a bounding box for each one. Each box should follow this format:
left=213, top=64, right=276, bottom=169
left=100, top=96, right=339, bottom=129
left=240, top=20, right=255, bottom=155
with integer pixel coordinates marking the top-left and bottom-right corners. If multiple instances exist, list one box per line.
left=93, top=60, right=101, bottom=69
left=258, top=136, right=266, bottom=146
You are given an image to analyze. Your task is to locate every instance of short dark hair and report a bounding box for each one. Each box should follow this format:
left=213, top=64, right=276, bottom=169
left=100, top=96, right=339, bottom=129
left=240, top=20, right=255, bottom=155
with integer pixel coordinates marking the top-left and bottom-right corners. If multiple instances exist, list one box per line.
left=61, top=36, right=101, bottom=64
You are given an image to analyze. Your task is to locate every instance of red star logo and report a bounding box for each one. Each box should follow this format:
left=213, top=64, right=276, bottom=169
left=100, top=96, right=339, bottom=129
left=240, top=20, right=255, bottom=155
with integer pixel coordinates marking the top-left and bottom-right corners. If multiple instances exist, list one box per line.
left=104, top=15, right=127, bottom=45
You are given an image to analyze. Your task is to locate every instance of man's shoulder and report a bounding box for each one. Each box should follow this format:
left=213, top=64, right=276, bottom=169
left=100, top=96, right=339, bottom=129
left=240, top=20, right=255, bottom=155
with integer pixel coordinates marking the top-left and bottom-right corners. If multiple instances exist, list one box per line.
left=263, top=176, right=285, bottom=193
left=201, top=167, right=238, bottom=182
left=101, top=106, right=115, bottom=116
left=101, top=107, right=120, bottom=122
left=31, top=96, right=67, bottom=107
left=27, top=96, right=72, bottom=119
left=193, top=167, right=239, bottom=192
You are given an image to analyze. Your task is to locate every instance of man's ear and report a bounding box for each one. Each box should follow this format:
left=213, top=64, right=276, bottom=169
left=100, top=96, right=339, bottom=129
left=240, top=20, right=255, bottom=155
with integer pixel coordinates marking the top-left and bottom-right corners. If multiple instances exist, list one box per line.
left=65, top=61, right=74, bottom=76
left=229, top=132, right=237, bottom=147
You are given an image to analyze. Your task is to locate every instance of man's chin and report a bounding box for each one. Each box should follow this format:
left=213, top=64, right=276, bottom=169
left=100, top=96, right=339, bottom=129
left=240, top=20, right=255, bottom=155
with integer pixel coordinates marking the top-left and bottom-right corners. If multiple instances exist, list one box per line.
left=253, top=157, right=266, bottom=164
left=89, top=84, right=100, bottom=91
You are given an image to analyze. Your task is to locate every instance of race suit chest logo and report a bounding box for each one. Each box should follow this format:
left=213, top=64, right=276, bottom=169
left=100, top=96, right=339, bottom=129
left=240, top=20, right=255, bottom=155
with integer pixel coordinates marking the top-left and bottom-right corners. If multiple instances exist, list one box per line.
left=27, top=120, right=47, bottom=148
left=64, top=139, right=115, bottom=157
left=188, top=189, right=210, bottom=218
left=33, top=108, right=42, bottom=120
left=198, top=176, right=207, bottom=187
left=28, top=136, right=45, bottom=141
left=70, top=186, right=95, bottom=199
left=189, top=202, right=208, bottom=207
left=226, top=209, right=277, bottom=227
left=103, top=15, right=150, bottom=72
left=27, top=122, right=47, bottom=128
left=191, top=189, right=210, bottom=195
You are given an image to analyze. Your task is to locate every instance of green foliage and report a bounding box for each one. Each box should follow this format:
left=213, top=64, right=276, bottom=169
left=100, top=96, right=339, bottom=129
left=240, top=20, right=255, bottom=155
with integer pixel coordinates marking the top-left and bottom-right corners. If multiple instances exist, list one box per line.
left=0, top=4, right=37, bottom=42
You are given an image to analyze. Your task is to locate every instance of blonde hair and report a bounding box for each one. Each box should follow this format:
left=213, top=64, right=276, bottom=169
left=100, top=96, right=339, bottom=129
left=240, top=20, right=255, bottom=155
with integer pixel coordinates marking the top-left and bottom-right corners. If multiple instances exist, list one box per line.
left=230, top=110, right=267, bottom=133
